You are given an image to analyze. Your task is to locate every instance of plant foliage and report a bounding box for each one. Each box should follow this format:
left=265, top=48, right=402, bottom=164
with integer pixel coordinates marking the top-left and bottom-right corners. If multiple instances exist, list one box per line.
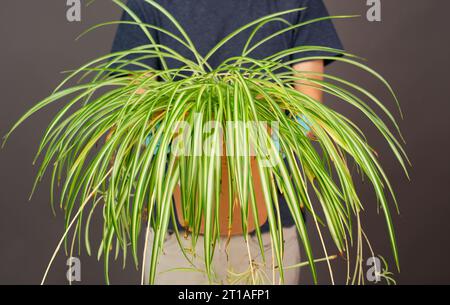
left=3, top=0, right=409, bottom=284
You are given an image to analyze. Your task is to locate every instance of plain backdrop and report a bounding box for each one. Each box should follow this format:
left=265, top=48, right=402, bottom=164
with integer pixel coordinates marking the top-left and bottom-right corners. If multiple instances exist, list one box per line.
left=0, top=0, right=449, bottom=284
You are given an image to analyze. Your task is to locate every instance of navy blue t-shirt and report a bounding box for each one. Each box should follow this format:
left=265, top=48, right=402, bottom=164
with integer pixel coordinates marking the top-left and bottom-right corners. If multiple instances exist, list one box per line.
left=112, top=0, right=343, bottom=70
left=111, top=0, right=343, bottom=231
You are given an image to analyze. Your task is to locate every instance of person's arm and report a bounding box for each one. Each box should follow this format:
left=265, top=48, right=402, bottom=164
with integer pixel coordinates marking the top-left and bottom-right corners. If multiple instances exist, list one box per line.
left=292, top=59, right=324, bottom=102
left=292, top=59, right=324, bottom=139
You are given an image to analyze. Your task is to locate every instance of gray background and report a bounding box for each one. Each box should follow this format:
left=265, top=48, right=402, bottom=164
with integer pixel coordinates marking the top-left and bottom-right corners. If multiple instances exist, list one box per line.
left=0, top=0, right=449, bottom=284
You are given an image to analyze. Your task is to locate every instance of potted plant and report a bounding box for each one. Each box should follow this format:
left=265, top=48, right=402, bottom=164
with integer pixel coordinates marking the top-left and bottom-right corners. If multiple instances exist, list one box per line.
left=3, top=0, right=409, bottom=285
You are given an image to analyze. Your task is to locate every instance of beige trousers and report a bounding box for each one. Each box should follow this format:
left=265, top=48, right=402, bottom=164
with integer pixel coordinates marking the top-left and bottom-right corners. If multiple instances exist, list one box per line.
left=144, top=226, right=301, bottom=285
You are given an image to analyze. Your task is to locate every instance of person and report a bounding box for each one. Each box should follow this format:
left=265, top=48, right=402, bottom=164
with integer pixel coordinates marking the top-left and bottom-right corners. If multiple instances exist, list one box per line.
left=112, top=0, right=343, bottom=284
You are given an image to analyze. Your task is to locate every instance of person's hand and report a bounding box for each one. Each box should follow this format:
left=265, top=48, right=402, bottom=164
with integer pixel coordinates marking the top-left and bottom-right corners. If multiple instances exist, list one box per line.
left=136, top=87, right=147, bottom=95
left=255, top=93, right=316, bottom=140
left=296, top=115, right=316, bottom=140
left=131, top=71, right=154, bottom=95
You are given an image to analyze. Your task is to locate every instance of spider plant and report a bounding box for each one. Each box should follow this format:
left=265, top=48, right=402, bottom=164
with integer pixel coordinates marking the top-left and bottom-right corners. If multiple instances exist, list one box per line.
left=2, top=0, right=409, bottom=285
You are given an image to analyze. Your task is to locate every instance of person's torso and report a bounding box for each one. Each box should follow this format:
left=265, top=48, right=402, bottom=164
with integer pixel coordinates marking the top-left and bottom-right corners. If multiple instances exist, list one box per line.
left=143, top=0, right=305, bottom=69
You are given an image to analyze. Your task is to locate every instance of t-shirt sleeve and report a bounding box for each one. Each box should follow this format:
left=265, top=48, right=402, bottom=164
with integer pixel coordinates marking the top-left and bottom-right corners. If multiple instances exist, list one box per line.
left=290, top=0, right=344, bottom=66
left=111, top=0, right=160, bottom=70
